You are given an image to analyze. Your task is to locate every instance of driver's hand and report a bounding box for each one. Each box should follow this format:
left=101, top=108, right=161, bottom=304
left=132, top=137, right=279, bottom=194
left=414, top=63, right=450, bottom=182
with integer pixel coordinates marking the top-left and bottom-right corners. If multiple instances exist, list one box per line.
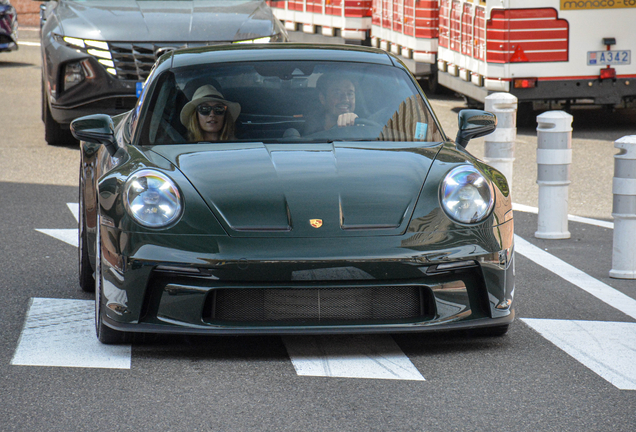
left=337, top=113, right=358, bottom=127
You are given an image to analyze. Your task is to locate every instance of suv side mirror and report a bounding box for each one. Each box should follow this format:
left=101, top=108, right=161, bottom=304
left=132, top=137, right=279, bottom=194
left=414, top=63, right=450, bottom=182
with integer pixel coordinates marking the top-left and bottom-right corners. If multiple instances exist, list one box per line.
left=455, top=109, right=497, bottom=148
left=71, top=114, right=118, bottom=156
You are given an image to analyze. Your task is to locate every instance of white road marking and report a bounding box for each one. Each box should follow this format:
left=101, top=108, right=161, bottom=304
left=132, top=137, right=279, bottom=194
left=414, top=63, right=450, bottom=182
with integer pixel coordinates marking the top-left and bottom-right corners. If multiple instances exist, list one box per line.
left=514, top=235, right=636, bottom=321
left=35, top=229, right=78, bottom=247
left=27, top=201, right=634, bottom=385
left=513, top=203, right=614, bottom=229
left=67, top=202, right=79, bottom=223
left=11, top=298, right=131, bottom=369
left=283, top=335, right=425, bottom=381
left=36, top=202, right=79, bottom=247
left=17, top=41, right=41, bottom=47
left=522, top=319, right=636, bottom=390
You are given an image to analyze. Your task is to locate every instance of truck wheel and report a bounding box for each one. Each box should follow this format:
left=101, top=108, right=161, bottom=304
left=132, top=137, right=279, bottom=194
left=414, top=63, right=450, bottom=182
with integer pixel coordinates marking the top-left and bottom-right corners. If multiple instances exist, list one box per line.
left=516, top=102, right=535, bottom=127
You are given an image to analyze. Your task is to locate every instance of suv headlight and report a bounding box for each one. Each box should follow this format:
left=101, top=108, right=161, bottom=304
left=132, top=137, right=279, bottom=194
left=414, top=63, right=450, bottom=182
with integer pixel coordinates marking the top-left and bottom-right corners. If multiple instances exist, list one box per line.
left=233, top=34, right=281, bottom=44
left=440, top=165, right=494, bottom=224
left=123, top=170, right=183, bottom=228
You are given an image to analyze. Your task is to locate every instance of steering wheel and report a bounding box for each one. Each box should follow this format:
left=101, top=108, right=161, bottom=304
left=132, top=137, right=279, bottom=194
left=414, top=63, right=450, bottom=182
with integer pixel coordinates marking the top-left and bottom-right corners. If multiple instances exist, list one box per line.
left=354, top=117, right=383, bottom=128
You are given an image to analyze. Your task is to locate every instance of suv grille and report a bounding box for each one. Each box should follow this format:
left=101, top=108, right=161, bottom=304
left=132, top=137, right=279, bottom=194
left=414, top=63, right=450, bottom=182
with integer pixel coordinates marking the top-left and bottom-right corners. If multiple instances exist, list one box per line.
left=205, top=286, right=431, bottom=325
left=109, top=43, right=188, bottom=81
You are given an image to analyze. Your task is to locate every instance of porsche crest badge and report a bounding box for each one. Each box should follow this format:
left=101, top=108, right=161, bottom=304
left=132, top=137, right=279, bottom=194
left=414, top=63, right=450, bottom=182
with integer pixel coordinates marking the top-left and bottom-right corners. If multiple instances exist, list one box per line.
left=310, top=219, right=323, bottom=228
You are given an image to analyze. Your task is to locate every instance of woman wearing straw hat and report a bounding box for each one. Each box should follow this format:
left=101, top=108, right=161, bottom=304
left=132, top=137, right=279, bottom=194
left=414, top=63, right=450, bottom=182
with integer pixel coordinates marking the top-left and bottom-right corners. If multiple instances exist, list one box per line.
left=180, top=85, right=241, bottom=142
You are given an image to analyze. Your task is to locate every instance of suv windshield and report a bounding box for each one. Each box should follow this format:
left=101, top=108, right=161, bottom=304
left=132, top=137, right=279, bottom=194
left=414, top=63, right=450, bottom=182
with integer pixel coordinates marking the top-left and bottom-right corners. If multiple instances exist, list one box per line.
left=138, top=60, right=444, bottom=145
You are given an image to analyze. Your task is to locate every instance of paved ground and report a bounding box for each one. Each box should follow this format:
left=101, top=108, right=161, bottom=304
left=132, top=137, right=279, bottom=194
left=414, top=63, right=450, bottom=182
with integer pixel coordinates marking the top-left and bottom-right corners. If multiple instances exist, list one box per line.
left=1, top=29, right=634, bottom=432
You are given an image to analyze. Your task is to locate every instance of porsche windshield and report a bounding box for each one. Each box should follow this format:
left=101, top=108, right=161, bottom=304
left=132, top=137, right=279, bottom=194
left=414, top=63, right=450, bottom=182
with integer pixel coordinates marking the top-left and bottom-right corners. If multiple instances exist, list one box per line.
left=138, top=60, right=443, bottom=145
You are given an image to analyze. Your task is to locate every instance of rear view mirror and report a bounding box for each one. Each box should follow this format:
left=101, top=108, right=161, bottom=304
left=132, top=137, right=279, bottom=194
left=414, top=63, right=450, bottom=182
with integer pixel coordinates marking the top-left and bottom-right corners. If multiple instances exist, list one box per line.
left=71, top=114, right=118, bottom=156
left=455, top=109, right=497, bottom=148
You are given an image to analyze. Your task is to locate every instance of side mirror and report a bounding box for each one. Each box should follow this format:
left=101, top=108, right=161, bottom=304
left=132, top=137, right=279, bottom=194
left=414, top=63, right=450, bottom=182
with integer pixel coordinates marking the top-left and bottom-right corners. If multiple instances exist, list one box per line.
left=71, top=114, right=118, bottom=156
left=455, top=109, right=497, bottom=148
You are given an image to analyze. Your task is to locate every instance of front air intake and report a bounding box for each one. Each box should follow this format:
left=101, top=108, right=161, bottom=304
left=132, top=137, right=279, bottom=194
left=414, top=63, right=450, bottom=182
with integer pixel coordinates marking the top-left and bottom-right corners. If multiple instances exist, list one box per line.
left=205, top=286, right=432, bottom=325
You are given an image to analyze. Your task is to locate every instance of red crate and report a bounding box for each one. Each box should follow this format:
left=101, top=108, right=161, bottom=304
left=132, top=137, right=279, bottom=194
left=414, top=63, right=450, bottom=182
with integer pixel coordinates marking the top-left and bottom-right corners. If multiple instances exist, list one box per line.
left=372, top=0, right=382, bottom=27
left=392, top=0, right=403, bottom=33
left=414, top=0, right=438, bottom=39
left=461, top=2, right=473, bottom=56
left=449, top=0, right=461, bottom=52
left=307, top=0, right=323, bottom=14
left=345, top=0, right=372, bottom=18
left=289, top=0, right=304, bottom=12
left=474, top=6, right=486, bottom=60
left=326, top=0, right=343, bottom=16
left=438, top=0, right=450, bottom=48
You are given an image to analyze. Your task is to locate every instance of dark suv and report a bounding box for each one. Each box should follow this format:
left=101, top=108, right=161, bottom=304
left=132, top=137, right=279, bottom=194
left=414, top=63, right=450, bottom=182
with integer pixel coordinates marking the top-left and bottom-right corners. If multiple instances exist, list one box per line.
left=39, top=0, right=288, bottom=145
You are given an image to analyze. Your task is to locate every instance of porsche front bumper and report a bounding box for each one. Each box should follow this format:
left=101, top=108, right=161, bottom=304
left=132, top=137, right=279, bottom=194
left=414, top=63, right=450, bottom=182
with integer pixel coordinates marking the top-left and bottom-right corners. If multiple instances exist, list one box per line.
left=98, top=221, right=515, bottom=336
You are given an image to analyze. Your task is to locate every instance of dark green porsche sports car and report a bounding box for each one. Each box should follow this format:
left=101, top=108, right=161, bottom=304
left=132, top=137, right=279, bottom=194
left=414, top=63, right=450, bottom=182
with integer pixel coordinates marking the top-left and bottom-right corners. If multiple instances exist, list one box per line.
left=72, top=43, right=515, bottom=344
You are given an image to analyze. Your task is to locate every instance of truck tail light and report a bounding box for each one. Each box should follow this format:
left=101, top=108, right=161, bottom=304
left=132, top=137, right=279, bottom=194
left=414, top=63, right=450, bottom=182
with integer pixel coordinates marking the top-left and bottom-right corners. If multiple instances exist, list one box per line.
left=600, top=68, right=616, bottom=80
left=513, top=78, right=537, bottom=89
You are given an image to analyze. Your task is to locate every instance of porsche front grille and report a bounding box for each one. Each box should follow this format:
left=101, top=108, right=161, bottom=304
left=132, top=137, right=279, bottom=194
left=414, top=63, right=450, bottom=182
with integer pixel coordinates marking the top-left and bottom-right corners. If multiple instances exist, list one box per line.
left=205, top=286, right=432, bottom=325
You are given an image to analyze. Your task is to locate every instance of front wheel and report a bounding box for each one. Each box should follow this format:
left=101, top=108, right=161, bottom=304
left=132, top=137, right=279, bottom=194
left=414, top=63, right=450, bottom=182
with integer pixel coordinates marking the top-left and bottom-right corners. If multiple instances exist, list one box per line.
left=95, top=215, right=129, bottom=344
left=42, top=82, right=76, bottom=146
left=79, top=170, right=95, bottom=292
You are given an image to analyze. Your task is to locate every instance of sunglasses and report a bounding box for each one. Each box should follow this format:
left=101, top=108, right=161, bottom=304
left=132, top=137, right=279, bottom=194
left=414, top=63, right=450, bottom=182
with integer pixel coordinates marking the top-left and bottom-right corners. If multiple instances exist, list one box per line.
left=196, top=104, right=227, bottom=116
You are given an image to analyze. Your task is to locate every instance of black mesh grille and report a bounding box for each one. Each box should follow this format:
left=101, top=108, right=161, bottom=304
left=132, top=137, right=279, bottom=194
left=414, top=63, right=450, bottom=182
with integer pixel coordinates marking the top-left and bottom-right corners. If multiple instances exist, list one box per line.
left=206, top=286, right=428, bottom=324
left=109, top=43, right=178, bottom=81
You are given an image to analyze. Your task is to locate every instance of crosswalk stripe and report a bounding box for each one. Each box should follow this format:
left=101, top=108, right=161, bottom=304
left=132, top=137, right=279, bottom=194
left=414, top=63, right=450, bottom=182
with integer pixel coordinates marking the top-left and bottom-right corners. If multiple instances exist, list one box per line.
left=515, top=235, right=636, bottom=321
left=522, top=318, right=636, bottom=390
left=283, top=335, right=425, bottom=381
left=67, top=203, right=79, bottom=223
left=35, top=228, right=78, bottom=247
left=11, top=298, right=131, bottom=369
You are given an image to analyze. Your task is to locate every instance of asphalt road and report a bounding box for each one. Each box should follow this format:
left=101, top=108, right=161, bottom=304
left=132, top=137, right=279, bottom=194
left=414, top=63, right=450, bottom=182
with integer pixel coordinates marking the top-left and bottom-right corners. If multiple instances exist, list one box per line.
left=0, top=30, right=634, bottom=432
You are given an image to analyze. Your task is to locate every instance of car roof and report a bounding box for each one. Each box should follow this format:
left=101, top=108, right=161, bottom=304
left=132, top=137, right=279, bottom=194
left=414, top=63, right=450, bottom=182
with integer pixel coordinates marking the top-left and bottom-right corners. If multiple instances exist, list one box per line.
left=169, top=43, right=397, bottom=69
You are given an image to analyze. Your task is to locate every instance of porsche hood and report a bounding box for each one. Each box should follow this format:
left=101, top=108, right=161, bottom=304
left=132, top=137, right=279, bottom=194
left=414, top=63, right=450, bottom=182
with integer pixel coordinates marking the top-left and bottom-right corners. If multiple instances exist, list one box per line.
left=56, top=0, right=283, bottom=43
left=152, top=143, right=443, bottom=237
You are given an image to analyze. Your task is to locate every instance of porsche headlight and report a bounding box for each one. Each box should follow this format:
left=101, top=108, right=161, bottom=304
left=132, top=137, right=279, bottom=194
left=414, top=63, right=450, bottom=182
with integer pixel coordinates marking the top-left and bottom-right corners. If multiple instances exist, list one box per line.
left=123, top=170, right=183, bottom=228
left=440, top=166, right=494, bottom=224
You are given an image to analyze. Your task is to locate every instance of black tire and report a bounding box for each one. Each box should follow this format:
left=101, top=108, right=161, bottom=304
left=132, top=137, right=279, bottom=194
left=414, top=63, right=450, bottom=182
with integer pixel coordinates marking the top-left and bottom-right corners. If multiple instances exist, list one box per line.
left=421, top=73, right=439, bottom=96
left=516, top=102, right=535, bottom=128
left=44, top=100, right=75, bottom=146
left=469, top=324, right=509, bottom=337
left=42, top=80, right=76, bottom=146
left=78, top=175, right=95, bottom=292
left=95, top=216, right=129, bottom=344
left=463, top=96, right=484, bottom=109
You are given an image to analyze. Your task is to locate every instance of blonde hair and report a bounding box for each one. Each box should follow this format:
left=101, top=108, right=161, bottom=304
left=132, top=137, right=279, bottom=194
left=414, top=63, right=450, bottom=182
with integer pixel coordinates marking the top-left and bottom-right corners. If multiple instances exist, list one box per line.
left=186, top=109, right=236, bottom=142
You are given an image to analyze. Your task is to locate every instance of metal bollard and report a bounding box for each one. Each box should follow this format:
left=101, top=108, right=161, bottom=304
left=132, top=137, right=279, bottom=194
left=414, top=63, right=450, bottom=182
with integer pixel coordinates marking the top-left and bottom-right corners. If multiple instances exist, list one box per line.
left=484, top=93, right=518, bottom=191
left=535, top=111, right=573, bottom=239
left=610, top=136, right=636, bottom=279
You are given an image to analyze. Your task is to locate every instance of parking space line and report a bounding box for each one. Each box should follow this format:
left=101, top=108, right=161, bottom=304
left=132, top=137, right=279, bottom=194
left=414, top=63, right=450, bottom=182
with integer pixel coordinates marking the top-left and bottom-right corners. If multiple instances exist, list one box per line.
left=522, top=318, right=636, bottom=390
left=513, top=203, right=614, bottom=229
left=514, top=235, right=636, bottom=320
left=11, top=298, right=131, bottom=369
left=283, top=335, right=425, bottom=381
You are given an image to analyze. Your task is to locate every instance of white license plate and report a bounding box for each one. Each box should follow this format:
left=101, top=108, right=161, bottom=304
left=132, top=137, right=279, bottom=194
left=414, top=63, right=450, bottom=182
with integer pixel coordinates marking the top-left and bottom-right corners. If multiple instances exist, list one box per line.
left=587, top=50, right=631, bottom=66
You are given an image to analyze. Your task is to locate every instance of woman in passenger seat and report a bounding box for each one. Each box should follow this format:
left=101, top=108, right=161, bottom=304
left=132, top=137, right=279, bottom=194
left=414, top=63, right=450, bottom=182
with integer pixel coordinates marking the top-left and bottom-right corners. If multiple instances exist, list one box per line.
left=180, top=85, right=241, bottom=142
